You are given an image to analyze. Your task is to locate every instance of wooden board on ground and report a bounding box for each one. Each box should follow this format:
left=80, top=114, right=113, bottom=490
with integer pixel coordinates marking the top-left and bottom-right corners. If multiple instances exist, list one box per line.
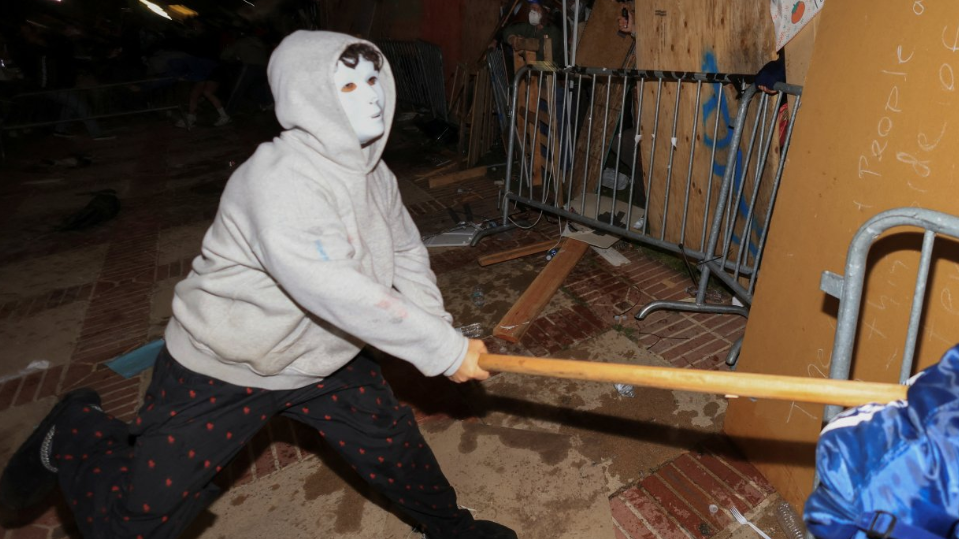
left=429, top=166, right=488, bottom=189
left=494, top=238, right=590, bottom=343
left=477, top=240, right=557, bottom=267
left=416, top=158, right=464, bottom=182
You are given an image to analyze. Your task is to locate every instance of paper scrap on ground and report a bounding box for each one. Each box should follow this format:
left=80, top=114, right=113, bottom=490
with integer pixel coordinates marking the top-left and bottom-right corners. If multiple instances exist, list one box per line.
left=0, top=360, right=51, bottom=384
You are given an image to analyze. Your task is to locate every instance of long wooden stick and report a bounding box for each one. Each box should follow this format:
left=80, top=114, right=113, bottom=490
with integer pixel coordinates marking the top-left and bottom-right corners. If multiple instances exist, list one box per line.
left=478, top=354, right=907, bottom=408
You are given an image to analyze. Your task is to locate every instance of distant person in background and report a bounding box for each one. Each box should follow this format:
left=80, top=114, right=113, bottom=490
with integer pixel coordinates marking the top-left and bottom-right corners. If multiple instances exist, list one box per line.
left=13, top=21, right=113, bottom=140
left=502, top=0, right=564, bottom=63
left=755, top=51, right=786, bottom=94
left=220, top=27, right=273, bottom=113
left=162, top=19, right=232, bottom=129
left=154, top=51, right=231, bottom=129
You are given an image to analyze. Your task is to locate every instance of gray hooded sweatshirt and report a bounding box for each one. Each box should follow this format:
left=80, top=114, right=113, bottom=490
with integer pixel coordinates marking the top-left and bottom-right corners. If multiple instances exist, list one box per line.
left=164, top=31, right=468, bottom=390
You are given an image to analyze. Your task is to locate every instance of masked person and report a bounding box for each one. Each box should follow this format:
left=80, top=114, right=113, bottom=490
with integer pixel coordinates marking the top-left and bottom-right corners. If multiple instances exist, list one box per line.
left=0, top=31, right=517, bottom=539
left=503, top=0, right=564, bottom=63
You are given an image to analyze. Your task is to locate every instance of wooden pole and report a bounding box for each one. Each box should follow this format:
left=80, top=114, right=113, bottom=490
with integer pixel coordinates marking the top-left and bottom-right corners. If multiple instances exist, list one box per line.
left=478, top=354, right=908, bottom=408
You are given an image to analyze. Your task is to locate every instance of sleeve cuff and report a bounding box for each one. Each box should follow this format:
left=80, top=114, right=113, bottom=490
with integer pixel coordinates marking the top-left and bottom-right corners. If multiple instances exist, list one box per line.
left=441, top=337, right=470, bottom=377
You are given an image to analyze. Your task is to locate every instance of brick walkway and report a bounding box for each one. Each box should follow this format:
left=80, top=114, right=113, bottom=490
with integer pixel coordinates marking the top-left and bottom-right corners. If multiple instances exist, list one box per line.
left=0, top=114, right=767, bottom=539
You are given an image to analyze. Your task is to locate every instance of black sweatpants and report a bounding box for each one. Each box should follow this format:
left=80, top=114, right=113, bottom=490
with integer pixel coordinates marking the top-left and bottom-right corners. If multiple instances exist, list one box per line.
left=52, top=347, right=476, bottom=538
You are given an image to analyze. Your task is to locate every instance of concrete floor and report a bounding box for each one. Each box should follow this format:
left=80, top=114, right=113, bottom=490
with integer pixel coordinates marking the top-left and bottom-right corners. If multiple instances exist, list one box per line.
left=0, top=109, right=801, bottom=539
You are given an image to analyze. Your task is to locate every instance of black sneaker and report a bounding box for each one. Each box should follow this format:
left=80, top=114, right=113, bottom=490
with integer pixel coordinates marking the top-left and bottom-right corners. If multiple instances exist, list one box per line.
left=426, top=520, right=518, bottom=539
left=468, top=520, right=518, bottom=538
left=0, top=388, right=101, bottom=510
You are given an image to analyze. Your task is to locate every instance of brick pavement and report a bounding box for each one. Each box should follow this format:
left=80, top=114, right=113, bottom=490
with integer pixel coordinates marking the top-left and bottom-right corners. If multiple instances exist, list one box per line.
left=0, top=114, right=766, bottom=539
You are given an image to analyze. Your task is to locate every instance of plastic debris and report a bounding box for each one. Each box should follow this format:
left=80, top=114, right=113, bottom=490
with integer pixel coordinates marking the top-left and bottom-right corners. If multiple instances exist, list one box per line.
left=457, top=323, right=483, bottom=338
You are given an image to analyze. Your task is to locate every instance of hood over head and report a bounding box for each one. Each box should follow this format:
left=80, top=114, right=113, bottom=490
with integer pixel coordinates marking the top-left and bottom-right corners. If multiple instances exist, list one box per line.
left=268, top=31, right=396, bottom=172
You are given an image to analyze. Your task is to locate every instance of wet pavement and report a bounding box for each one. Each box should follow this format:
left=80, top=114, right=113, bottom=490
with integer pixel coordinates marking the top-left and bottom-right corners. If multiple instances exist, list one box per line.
left=0, top=109, right=795, bottom=538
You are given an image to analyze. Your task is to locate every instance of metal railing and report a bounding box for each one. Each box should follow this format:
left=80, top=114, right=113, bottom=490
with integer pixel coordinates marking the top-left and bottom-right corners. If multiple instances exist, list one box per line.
left=820, top=208, right=959, bottom=423
left=486, top=48, right=511, bottom=141
left=497, top=64, right=803, bottom=365
left=376, top=40, right=447, bottom=120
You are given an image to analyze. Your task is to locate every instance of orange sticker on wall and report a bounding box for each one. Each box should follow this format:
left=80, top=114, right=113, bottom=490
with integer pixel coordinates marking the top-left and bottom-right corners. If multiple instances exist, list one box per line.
left=771, top=0, right=824, bottom=50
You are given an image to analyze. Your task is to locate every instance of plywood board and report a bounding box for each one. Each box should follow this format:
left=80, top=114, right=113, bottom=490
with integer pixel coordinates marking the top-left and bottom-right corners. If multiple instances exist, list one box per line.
left=784, top=16, right=820, bottom=87
left=575, top=0, right=636, bottom=68
left=461, top=0, right=506, bottom=66
left=632, top=1, right=778, bottom=256
left=634, top=1, right=774, bottom=73
left=724, top=1, right=959, bottom=510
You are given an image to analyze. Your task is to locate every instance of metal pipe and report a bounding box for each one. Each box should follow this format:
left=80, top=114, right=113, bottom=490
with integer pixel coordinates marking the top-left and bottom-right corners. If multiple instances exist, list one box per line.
left=750, top=92, right=803, bottom=296
left=572, top=0, right=580, bottom=66
left=900, top=230, right=936, bottom=383
left=680, top=82, right=703, bottom=244
left=645, top=79, right=664, bottom=235
left=595, top=74, right=614, bottom=220
left=660, top=80, right=683, bottom=240
left=502, top=66, right=529, bottom=225
left=701, top=88, right=725, bottom=252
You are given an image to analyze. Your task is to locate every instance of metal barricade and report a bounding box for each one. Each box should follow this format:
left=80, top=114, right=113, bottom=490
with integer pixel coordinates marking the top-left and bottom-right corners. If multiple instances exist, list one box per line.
left=0, top=77, right=180, bottom=159
left=819, top=208, right=959, bottom=423
left=486, top=48, right=511, bottom=141
left=498, top=64, right=803, bottom=365
left=376, top=40, right=447, bottom=120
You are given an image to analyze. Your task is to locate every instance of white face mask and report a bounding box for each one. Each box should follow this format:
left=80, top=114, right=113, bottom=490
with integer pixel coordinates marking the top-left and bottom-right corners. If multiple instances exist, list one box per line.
left=529, top=10, right=543, bottom=25
left=334, top=57, right=386, bottom=146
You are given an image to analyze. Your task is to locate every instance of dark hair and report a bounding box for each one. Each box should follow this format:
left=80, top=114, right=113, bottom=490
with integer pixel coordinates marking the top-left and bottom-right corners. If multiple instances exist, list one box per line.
left=339, top=43, right=382, bottom=70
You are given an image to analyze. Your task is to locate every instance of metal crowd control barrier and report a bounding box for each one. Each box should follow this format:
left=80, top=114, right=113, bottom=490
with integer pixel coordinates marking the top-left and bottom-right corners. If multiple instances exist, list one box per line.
left=820, top=208, right=959, bottom=423
left=0, top=77, right=180, bottom=159
left=497, top=64, right=803, bottom=366
left=377, top=40, right=447, bottom=120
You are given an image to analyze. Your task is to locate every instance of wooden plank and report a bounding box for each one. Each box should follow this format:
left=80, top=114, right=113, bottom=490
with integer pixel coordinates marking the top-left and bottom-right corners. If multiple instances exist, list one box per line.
left=493, top=238, right=590, bottom=343
left=477, top=240, right=557, bottom=267
left=575, top=0, right=636, bottom=68
left=553, top=1, right=636, bottom=201
left=469, top=0, right=523, bottom=66
left=468, top=66, right=491, bottom=167
left=428, top=166, right=488, bottom=189
left=415, top=158, right=465, bottom=181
